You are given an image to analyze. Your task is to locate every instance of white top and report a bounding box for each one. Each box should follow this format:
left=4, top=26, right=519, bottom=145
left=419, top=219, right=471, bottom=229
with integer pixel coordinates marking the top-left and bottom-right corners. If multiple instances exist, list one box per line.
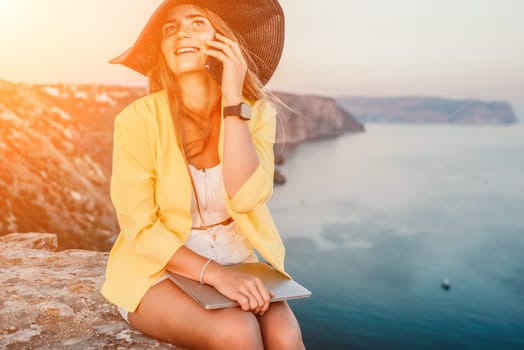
left=189, top=163, right=230, bottom=227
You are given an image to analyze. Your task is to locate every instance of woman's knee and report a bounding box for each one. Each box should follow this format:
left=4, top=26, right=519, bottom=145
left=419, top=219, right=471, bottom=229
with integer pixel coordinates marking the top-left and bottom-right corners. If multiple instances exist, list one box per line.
left=259, top=302, right=305, bottom=350
left=267, top=319, right=305, bottom=350
left=211, top=310, right=263, bottom=349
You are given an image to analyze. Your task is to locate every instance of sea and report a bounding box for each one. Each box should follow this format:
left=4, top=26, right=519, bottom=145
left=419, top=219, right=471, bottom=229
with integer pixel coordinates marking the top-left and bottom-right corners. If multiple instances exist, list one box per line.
left=268, top=123, right=524, bottom=350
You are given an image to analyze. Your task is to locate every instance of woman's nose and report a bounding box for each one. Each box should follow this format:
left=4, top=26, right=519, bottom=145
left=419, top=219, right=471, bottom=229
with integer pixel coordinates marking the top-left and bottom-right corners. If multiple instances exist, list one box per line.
left=175, top=24, right=192, bottom=39
left=175, top=31, right=191, bottom=39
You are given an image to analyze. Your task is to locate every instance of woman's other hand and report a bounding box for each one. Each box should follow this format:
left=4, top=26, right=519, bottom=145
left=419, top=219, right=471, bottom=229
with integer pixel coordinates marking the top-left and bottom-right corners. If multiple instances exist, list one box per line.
left=203, top=262, right=273, bottom=315
left=204, top=33, right=247, bottom=106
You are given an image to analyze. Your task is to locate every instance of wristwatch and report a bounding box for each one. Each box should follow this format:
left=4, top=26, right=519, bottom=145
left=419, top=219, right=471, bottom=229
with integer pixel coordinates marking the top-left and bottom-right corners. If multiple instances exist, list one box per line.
left=223, top=102, right=251, bottom=120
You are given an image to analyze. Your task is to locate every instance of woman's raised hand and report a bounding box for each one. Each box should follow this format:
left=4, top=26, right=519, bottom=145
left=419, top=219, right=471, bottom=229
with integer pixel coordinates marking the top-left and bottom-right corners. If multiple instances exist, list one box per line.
left=204, top=33, right=247, bottom=106
left=203, top=262, right=273, bottom=315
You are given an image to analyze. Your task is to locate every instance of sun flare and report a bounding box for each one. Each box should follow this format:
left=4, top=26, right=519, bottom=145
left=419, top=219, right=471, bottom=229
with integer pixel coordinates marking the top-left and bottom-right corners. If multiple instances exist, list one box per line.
left=0, top=1, right=29, bottom=28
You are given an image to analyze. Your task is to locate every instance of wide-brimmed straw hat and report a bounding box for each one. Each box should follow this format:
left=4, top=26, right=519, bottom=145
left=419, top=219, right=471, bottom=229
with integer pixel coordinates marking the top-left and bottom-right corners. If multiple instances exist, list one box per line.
left=110, top=0, right=285, bottom=86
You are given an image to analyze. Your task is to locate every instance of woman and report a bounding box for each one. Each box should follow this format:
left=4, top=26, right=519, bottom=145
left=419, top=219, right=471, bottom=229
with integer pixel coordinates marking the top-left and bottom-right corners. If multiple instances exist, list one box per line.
left=101, top=0, right=305, bottom=349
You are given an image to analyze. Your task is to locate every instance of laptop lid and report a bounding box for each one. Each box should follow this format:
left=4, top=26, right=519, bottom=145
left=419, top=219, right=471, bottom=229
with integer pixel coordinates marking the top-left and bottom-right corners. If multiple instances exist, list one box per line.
left=167, top=262, right=312, bottom=309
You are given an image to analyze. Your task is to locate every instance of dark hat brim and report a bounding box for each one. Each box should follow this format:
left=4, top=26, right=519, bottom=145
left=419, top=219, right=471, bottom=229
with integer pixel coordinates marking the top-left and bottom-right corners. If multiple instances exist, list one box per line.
left=110, top=0, right=285, bottom=86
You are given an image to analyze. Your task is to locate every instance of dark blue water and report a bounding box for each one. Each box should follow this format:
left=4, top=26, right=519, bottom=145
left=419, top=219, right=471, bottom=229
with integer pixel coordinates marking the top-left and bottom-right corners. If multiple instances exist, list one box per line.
left=269, top=124, right=524, bottom=349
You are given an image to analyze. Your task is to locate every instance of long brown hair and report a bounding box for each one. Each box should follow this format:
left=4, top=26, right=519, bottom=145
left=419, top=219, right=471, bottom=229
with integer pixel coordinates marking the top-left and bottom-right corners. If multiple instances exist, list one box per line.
left=148, top=6, right=268, bottom=159
left=147, top=5, right=277, bottom=222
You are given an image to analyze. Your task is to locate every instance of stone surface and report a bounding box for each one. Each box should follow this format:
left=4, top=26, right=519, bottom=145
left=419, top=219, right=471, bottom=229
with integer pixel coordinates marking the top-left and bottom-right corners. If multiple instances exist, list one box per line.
left=0, top=233, right=180, bottom=350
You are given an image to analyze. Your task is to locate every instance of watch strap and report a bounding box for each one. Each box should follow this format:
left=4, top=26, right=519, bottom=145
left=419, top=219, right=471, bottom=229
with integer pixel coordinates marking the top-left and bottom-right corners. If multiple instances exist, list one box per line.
left=223, top=102, right=251, bottom=120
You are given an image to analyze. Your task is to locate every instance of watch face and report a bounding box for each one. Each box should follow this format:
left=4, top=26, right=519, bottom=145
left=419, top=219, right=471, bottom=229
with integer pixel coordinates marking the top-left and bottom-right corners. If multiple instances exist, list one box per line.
left=239, top=103, right=251, bottom=120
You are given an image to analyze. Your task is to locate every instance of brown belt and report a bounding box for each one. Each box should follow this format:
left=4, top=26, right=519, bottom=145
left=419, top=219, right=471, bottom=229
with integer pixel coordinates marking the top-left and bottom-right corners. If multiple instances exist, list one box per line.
left=191, top=217, right=234, bottom=230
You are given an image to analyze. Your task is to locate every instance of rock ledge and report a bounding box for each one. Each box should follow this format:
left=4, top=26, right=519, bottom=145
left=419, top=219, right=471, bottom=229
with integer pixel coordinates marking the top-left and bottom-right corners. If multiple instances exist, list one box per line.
left=0, top=233, right=179, bottom=350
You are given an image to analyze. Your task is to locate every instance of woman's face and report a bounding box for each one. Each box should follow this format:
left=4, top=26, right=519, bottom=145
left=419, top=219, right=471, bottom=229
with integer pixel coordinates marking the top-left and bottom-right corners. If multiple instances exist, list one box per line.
left=160, top=5, right=216, bottom=77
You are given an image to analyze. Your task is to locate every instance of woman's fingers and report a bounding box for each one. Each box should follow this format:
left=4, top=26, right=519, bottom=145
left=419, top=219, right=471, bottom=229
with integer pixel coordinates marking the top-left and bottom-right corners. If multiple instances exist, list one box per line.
left=236, top=291, right=260, bottom=312
left=248, top=293, right=260, bottom=311
left=243, top=277, right=272, bottom=315
left=215, top=33, right=243, bottom=56
left=255, top=278, right=272, bottom=314
left=236, top=293, right=250, bottom=311
left=205, top=33, right=247, bottom=69
left=236, top=277, right=270, bottom=313
left=207, top=33, right=244, bottom=61
left=205, top=40, right=241, bottom=62
left=203, top=48, right=228, bottom=64
left=203, top=33, right=247, bottom=103
left=239, top=281, right=263, bottom=312
left=209, top=267, right=273, bottom=313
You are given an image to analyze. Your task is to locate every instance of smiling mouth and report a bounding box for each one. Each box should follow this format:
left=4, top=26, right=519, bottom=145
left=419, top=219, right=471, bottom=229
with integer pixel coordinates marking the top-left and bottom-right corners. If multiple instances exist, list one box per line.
left=176, top=47, right=199, bottom=55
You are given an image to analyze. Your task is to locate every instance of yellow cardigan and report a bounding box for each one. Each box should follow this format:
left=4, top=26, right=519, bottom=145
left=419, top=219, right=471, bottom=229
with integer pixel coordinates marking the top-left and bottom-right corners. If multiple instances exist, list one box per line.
left=101, top=91, right=287, bottom=312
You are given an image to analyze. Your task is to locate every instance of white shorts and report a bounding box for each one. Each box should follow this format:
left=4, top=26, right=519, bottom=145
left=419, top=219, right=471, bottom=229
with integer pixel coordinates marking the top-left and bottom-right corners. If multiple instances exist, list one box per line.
left=118, top=221, right=257, bottom=322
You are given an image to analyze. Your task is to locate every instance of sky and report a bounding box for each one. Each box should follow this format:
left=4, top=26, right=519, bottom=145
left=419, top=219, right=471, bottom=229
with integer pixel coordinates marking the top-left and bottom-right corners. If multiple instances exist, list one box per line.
left=1, top=0, right=523, bottom=117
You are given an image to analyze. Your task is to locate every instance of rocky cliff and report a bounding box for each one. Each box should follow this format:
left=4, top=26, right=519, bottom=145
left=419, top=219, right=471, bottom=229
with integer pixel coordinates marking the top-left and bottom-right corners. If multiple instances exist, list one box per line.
left=0, top=232, right=181, bottom=349
left=0, top=80, right=144, bottom=251
left=274, top=91, right=364, bottom=147
left=0, top=80, right=362, bottom=251
left=337, top=96, right=518, bottom=124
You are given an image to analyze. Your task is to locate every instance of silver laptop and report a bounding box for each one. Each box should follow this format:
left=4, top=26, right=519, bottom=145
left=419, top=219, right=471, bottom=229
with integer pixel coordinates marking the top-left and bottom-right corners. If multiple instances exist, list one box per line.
left=167, top=262, right=312, bottom=309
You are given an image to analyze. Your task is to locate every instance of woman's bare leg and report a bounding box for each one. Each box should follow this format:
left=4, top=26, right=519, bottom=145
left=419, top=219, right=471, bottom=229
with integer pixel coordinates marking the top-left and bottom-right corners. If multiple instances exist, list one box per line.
left=128, top=279, right=264, bottom=349
left=257, top=301, right=305, bottom=350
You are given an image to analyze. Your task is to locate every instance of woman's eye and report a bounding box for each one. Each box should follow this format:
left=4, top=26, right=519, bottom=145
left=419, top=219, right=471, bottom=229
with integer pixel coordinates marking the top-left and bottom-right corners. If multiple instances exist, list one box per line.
left=193, top=19, right=205, bottom=26
left=162, top=24, right=176, bottom=36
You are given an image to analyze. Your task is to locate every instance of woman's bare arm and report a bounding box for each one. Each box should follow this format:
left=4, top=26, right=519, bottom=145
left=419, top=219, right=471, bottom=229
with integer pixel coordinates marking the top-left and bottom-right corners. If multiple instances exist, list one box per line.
left=205, top=33, right=260, bottom=197
left=165, top=247, right=271, bottom=314
left=222, top=116, right=259, bottom=196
